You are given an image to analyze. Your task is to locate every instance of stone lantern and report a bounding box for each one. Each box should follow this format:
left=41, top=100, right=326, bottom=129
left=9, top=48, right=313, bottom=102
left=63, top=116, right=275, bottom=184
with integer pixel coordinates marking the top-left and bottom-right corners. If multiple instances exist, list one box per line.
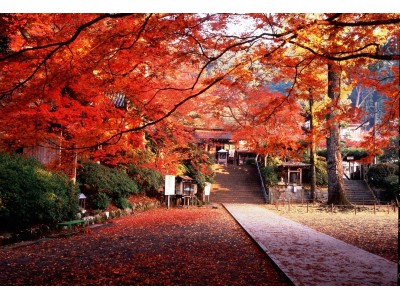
left=217, top=149, right=228, bottom=165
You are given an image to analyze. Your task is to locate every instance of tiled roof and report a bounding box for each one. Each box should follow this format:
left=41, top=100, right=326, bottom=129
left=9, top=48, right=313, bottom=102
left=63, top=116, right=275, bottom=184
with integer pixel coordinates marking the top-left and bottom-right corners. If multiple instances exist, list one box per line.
left=282, top=161, right=311, bottom=168
left=194, top=130, right=232, bottom=141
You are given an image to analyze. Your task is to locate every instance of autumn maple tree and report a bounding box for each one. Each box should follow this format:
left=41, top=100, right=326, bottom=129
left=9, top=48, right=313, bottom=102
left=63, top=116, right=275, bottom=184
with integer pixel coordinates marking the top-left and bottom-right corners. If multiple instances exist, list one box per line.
left=215, top=13, right=399, bottom=205
left=0, top=13, right=399, bottom=204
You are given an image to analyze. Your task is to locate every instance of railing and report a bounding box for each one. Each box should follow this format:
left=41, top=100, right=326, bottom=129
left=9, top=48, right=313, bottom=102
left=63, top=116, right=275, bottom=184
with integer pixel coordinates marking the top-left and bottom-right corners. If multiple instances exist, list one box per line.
left=363, top=178, right=380, bottom=204
left=255, top=155, right=269, bottom=204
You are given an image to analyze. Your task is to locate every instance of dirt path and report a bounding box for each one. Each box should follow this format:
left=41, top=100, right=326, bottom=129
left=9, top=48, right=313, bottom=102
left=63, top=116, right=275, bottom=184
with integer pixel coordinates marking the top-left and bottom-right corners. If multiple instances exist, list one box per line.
left=0, top=206, right=290, bottom=286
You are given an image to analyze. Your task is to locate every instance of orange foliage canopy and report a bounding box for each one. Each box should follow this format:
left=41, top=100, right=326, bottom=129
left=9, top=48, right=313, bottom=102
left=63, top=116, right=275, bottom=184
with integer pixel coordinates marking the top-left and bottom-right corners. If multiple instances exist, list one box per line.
left=0, top=13, right=398, bottom=170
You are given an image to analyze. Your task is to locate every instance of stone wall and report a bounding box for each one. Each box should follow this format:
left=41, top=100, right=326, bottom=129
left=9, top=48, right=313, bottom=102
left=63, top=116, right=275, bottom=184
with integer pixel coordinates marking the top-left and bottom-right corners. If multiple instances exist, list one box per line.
left=267, top=186, right=328, bottom=204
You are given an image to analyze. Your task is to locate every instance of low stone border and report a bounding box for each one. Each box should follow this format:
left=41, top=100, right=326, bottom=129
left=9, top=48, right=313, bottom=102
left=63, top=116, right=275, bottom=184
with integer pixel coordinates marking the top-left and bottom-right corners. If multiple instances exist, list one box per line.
left=0, top=199, right=161, bottom=247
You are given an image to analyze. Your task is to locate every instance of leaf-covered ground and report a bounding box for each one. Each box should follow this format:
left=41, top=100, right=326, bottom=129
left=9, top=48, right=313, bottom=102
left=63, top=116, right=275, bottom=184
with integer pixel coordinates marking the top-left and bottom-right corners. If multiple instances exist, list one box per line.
left=264, top=204, right=398, bottom=263
left=0, top=206, right=290, bottom=286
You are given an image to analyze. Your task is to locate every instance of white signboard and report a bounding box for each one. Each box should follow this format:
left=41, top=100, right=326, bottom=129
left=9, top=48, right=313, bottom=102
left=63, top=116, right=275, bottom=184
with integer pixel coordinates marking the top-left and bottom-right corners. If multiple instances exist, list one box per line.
left=165, top=175, right=175, bottom=195
left=204, top=182, right=211, bottom=196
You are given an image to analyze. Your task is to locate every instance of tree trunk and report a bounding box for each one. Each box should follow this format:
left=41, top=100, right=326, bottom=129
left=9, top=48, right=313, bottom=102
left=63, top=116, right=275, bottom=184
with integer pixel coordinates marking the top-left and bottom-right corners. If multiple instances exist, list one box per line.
left=326, top=62, right=351, bottom=206
left=308, top=93, right=317, bottom=202
left=310, top=143, right=317, bottom=202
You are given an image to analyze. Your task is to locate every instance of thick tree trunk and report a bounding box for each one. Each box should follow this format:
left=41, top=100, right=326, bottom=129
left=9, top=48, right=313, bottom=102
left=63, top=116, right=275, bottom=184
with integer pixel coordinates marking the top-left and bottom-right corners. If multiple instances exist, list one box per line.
left=326, top=123, right=349, bottom=205
left=326, top=62, right=351, bottom=206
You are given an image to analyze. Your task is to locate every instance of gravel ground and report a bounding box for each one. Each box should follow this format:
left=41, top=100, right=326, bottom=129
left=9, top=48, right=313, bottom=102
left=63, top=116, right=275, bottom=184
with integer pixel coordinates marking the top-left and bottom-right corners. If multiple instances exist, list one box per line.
left=0, top=206, right=290, bottom=286
left=263, top=204, right=398, bottom=263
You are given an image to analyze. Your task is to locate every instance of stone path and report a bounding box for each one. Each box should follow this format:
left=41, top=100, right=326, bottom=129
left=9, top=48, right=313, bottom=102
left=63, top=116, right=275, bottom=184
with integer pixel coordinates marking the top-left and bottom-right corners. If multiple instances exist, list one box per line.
left=223, top=203, right=398, bottom=286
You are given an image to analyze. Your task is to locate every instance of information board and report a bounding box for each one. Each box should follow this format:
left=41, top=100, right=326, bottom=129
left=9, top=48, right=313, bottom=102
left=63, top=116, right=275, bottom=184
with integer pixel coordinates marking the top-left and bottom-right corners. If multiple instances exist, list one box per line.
left=164, top=175, right=175, bottom=195
left=204, top=182, right=211, bottom=196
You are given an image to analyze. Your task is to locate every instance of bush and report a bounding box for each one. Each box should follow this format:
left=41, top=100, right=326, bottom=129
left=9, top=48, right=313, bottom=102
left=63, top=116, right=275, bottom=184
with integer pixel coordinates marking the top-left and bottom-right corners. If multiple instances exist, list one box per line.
left=181, top=150, right=215, bottom=190
left=367, top=163, right=398, bottom=188
left=115, top=197, right=132, bottom=209
left=261, top=166, right=279, bottom=186
left=367, top=163, right=399, bottom=201
left=127, top=164, right=163, bottom=196
left=77, top=161, right=139, bottom=209
left=182, top=161, right=214, bottom=189
left=92, top=192, right=111, bottom=210
left=0, top=153, right=79, bottom=230
left=383, top=175, right=399, bottom=200
left=315, top=159, right=328, bottom=186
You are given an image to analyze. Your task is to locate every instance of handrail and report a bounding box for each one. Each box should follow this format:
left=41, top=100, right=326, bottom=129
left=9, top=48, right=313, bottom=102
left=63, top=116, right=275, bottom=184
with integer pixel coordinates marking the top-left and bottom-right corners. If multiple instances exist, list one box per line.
left=363, top=178, right=380, bottom=204
left=255, top=154, right=269, bottom=204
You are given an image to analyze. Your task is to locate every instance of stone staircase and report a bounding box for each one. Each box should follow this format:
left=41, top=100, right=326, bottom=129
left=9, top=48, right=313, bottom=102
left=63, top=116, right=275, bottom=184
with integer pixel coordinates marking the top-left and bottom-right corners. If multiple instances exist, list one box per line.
left=344, top=180, right=378, bottom=205
left=211, top=164, right=265, bottom=204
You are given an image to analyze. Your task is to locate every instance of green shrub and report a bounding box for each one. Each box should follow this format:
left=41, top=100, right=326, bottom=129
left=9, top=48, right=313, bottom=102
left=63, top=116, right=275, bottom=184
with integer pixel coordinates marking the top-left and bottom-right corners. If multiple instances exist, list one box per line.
left=383, top=175, right=399, bottom=200
left=367, top=163, right=398, bottom=188
left=0, top=152, right=79, bottom=230
left=77, top=161, right=139, bottom=209
left=92, top=192, right=111, bottom=210
left=315, top=159, right=328, bottom=186
left=182, top=161, right=214, bottom=189
left=127, top=164, right=163, bottom=196
left=261, top=166, right=279, bottom=186
left=115, top=197, right=132, bottom=209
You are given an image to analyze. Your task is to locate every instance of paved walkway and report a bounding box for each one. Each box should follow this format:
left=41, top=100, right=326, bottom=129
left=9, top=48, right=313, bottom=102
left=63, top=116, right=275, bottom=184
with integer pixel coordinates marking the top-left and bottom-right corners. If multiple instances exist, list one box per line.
left=223, top=203, right=398, bottom=286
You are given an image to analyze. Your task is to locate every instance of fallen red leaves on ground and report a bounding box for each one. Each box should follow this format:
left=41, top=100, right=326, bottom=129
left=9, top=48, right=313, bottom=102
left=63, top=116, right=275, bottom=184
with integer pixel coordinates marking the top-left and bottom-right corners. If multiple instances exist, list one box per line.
left=0, top=206, right=289, bottom=286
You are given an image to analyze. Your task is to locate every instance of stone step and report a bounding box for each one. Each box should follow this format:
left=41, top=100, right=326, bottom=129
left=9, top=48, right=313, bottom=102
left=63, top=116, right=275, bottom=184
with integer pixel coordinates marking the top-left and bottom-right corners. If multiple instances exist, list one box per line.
left=212, top=164, right=265, bottom=204
left=344, top=180, right=377, bottom=204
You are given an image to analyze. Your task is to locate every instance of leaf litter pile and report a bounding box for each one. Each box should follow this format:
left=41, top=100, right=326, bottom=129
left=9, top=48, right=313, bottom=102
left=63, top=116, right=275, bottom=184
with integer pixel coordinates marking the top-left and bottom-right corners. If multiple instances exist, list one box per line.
left=264, top=204, right=398, bottom=263
left=0, top=206, right=290, bottom=286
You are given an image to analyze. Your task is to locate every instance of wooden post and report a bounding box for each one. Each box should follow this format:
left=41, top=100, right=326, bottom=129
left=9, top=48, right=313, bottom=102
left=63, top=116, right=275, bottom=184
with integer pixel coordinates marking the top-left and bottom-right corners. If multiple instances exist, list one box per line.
left=299, top=169, right=303, bottom=186
left=374, top=203, right=376, bottom=214
left=387, top=203, right=390, bottom=214
left=307, top=201, right=309, bottom=213
left=301, top=189, right=304, bottom=204
left=354, top=206, right=357, bottom=215
left=331, top=203, right=333, bottom=213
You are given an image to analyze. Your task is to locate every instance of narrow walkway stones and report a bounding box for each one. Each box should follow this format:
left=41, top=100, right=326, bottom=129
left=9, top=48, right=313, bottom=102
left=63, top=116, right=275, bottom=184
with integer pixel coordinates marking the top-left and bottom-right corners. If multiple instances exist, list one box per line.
left=223, top=203, right=397, bottom=286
